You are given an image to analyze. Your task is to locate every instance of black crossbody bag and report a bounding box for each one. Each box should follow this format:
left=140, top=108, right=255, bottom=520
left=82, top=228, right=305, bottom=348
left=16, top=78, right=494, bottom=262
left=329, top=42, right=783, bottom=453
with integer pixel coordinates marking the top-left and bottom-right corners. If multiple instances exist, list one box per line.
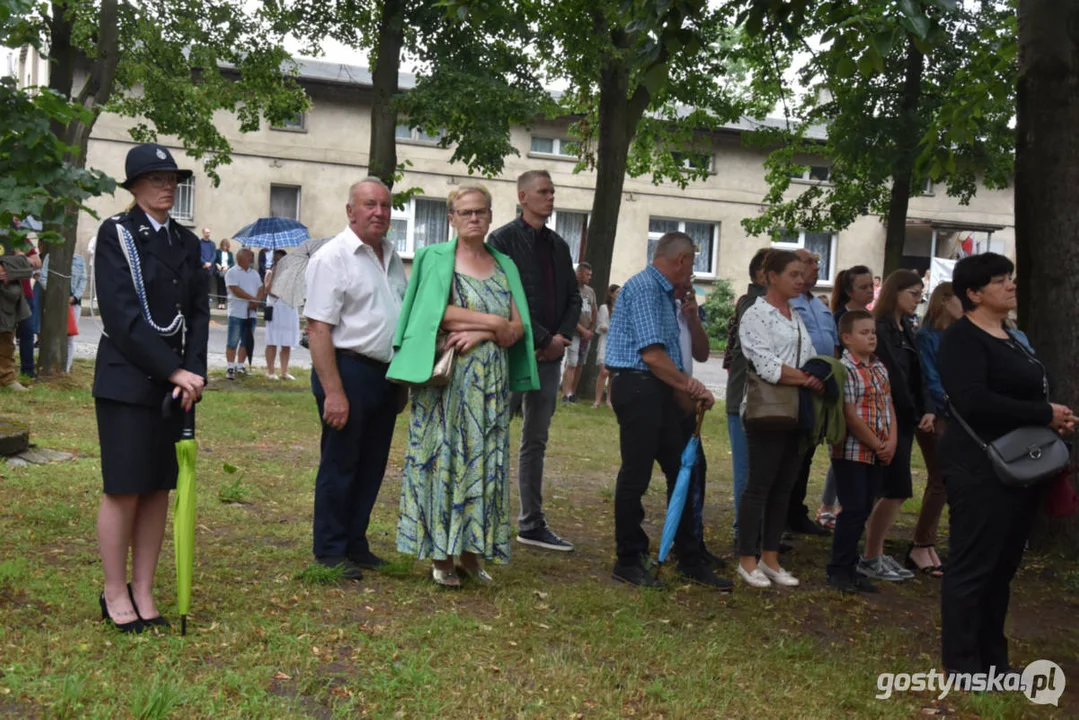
left=946, top=335, right=1069, bottom=488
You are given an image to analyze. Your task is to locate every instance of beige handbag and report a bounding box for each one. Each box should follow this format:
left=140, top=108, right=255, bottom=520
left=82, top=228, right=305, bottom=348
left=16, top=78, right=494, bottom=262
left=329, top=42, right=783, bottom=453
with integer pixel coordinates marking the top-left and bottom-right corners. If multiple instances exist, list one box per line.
left=743, top=325, right=802, bottom=431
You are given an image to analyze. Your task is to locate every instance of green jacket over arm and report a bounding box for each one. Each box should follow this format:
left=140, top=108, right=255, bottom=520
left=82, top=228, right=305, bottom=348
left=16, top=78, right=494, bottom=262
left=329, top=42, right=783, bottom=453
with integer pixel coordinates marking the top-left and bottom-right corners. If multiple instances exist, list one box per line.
left=387, top=239, right=540, bottom=392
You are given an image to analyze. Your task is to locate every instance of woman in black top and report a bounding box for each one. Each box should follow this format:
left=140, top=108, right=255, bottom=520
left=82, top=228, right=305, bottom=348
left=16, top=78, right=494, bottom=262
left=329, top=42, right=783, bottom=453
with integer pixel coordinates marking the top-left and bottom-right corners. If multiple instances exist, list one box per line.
left=861, top=270, right=935, bottom=582
left=937, top=253, right=1075, bottom=674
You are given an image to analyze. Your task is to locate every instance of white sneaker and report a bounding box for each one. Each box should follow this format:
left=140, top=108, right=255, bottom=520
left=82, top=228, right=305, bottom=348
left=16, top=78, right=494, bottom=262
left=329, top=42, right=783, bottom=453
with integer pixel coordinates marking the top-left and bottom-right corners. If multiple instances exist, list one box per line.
left=737, top=564, right=772, bottom=588
left=267, top=373, right=279, bottom=380
left=281, top=373, right=295, bottom=381
left=759, top=563, right=800, bottom=587
left=3, top=381, right=28, bottom=392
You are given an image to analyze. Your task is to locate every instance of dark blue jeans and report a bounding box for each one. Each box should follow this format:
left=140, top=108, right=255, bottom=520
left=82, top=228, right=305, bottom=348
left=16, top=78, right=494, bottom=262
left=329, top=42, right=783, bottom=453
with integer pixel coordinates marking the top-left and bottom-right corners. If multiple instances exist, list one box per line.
left=827, top=458, right=882, bottom=579
left=311, top=352, right=398, bottom=560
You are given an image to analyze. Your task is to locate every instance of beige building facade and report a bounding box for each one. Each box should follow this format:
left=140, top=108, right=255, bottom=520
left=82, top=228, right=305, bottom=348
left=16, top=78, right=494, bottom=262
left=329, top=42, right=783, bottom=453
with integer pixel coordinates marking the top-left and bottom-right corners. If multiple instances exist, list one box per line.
left=54, top=58, right=1014, bottom=290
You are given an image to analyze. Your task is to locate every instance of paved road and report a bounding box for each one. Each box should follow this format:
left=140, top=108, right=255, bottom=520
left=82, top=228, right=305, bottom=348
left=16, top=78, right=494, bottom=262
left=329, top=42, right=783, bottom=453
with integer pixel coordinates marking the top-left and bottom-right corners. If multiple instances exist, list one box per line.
left=75, top=311, right=728, bottom=396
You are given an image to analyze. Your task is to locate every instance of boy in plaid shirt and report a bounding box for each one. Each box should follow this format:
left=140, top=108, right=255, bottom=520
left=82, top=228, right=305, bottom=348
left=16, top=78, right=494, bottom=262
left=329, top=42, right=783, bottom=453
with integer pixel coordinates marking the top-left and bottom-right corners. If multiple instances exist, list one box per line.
left=828, top=310, right=897, bottom=593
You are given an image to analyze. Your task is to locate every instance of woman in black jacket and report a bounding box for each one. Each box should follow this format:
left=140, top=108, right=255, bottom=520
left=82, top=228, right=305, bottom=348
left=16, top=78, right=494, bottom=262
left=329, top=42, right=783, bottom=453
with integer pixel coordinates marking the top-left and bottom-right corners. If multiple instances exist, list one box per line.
left=93, top=144, right=209, bottom=632
left=938, top=253, right=1074, bottom=674
left=861, top=270, right=935, bottom=582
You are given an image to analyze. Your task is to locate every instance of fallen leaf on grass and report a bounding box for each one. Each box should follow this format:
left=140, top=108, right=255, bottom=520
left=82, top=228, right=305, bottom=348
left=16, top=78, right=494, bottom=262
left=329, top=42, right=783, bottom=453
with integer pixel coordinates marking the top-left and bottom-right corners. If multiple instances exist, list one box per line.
left=273, top=671, right=291, bottom=680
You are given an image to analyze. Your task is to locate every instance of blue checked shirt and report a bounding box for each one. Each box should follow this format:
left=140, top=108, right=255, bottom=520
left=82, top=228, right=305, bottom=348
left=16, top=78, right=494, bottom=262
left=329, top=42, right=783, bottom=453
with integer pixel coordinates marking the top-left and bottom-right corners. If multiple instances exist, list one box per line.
left=604, top=265, right=683, bottom=372
left=791, top=292, right=838, bottom=356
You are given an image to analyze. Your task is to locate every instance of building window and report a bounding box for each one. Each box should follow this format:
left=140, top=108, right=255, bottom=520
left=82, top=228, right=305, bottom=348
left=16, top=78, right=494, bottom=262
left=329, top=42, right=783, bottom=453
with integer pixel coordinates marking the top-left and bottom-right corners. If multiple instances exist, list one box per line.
left=918, top=178, right=935, bottom=195
left=530, top=136, right=577, bottom=157
left=553, top=210, right=589, bottom=263
left=272, top=112, right=306, bottom=131
left=672, top=151, right=714, bottom=173
left=646, top=218, right=719, bottom=277
left=791, top=165, right=831, bottom=183
left=772, top=229, right=837, bottom=283
left=395, top=123, right=444, bottom=144
left=173, top=177, right=195, bottom=223
left=269, top=185, right=301, bottom=220
left=390, top=197, right=449, bottom=256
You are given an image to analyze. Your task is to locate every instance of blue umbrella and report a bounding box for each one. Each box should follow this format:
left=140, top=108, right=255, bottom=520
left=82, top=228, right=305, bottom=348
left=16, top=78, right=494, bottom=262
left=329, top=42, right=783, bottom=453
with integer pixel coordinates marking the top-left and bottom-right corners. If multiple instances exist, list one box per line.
left=231, top=217, right=310, bottom=250
left=658, top=405, right=706, bottom=563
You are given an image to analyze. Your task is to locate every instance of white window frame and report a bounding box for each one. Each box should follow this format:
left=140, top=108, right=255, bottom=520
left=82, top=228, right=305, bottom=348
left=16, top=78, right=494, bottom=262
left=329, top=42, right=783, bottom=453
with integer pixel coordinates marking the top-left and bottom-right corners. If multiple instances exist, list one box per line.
left=791, top=165, right=832, bottom=184
left=529, top=136, right=576, bottom=159
left=269, top=184, right=301, bottom=220
left=173, top=176, right=195, bottom=224
left=395, top=122, right=444, bottom=145
left=646, top=217, right=720, bottom=279
left=771, top=230, right=839, bottom=285
left=271, top=112, right=306, bottom=132
left=919, top=178, right=935, bottom=196
left=390, top=197, right=450, bottom=258
left=550, top=209, right=590, bottom=264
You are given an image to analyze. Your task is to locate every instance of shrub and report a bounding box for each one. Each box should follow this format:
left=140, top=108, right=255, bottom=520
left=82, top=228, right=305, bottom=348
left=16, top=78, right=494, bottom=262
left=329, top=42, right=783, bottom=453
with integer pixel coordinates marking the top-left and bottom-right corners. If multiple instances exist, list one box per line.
left=701, top=277, right=737, bottom=349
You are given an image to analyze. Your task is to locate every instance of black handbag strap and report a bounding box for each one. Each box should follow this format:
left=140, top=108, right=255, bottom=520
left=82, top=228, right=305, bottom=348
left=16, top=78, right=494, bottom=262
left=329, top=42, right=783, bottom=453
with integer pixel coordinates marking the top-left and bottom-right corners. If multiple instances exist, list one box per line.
left=944, top=395, right=988, bottom=451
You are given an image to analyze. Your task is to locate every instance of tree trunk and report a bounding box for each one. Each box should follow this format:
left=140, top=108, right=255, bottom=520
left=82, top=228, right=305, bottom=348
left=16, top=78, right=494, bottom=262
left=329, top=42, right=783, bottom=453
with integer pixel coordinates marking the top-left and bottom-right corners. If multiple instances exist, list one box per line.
left=882, top=39, right=925, bottom=276
left=1015, top=0, right=1079, bottom=553
left=39, top=0, right=117, bottom=375
left=367, top=0, right=406, bottom=189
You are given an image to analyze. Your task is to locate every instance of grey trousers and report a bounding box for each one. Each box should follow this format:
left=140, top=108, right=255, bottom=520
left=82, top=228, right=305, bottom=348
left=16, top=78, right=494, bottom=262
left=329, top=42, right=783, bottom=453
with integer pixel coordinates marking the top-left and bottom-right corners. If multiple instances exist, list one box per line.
left=513, top=359, right=562, bottom=532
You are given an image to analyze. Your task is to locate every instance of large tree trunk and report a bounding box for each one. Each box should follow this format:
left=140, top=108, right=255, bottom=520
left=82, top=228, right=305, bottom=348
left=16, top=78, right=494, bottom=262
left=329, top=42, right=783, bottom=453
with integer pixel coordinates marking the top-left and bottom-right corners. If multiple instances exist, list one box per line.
left=1015, top=0, right=1079, bottom=553
left=39, top=0, right=117, bottom=375
left=882, top=39, right=925, bottom=275
left=367, top=0, right=406, bottom=189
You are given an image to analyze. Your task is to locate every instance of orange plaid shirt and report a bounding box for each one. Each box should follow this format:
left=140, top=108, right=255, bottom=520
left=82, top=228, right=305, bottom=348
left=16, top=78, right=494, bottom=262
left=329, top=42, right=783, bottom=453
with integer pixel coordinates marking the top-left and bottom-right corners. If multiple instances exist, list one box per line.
left=832, top=350, right=892, bottom=464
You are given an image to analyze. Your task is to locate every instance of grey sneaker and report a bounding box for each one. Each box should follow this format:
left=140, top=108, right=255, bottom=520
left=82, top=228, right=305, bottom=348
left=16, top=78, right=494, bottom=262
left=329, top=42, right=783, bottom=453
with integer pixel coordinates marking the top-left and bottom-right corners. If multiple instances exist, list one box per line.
left=857, top=556, right=905, bottom=582
left=226, top=367, right=236, bottom=381
left=881, top=554, right=915, bottom=580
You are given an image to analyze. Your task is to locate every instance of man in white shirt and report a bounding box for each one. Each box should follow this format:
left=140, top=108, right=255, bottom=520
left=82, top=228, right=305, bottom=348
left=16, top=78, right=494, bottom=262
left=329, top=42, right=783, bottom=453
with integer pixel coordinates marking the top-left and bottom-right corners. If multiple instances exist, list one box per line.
left=225, top=248, right=263, bottom=380
left=304, top=177, right=407, bottom=579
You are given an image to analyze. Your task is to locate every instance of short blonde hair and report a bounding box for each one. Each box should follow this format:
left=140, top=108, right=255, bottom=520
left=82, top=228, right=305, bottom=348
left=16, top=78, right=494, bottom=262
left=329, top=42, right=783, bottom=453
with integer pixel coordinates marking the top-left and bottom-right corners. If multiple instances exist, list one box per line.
left=447, top=185, right=492, bottom=212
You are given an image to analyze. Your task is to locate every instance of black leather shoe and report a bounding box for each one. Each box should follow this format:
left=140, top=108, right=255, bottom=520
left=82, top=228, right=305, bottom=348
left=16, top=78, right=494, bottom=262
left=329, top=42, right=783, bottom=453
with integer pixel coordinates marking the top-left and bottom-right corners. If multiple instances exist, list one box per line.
left=612, top=561, right=663, bottom=588
left=317, top=557, right=364, bottom=580
left=348, top=552, right=388, bottom=571
left=99, top=593, right=145, bottom=634
left=788, top=517, right=830, bottom=536
left=677, top=564, right=734, bottom=592
left=127, top=584, right=171, bottom=629
left=701, top=547, right=728, bottom=570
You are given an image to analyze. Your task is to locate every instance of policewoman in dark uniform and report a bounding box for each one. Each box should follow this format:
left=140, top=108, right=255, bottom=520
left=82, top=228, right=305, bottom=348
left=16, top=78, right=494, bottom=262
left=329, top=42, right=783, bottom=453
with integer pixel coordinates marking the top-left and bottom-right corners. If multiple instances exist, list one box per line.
left=94, top=144, right=209, bottom=633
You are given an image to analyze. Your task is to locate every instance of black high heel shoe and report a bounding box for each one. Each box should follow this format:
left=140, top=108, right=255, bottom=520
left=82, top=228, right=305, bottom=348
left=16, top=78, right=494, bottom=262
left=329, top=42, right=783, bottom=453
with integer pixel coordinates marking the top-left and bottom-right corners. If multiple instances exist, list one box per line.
left=99, top=592, right=145, bottom=634
left=127, top=584, right=171, bottom=630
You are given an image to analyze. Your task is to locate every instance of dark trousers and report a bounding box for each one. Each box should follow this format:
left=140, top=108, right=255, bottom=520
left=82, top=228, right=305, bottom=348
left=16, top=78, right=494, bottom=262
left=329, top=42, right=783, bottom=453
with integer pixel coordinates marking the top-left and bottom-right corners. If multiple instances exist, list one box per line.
left=311, top=353, right=398, bottom=560
left=739, top=426, right=804, bottom=557
left=679, top=413, right=708, bottom=551
left=16, top=289, right=36, bottom=376
left=611, top=372, right=701, bottom=568
left=827, top=458, right=881, bottom=578
left=941, top=471, right=1041, bottom=674
left=786, top=444, right=817, bottom=528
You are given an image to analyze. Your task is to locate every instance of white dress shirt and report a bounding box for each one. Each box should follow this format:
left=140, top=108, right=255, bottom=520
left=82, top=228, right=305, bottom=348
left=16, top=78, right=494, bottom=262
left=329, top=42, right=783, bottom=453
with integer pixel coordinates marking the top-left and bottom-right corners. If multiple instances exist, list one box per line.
left=676, top=300, right=694, bottom=378
left=304, top=225, right=406, bottom=362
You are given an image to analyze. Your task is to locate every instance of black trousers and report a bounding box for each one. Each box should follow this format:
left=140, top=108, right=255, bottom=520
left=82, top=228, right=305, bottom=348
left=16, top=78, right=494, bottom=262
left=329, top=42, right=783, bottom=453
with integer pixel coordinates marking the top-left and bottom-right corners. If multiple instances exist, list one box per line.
left=311, top=352, right=398, bottom=560
left=679, top=413, right=708, bottom=552
left=786, top=444, right=816, bottom=528
left=941, top=469, right=1041, bottom=674
left=827, top=458, right=881, bottom=578
left=739, top=426, right=804, bottom=557
left=611, top=372, right=701, bottom=568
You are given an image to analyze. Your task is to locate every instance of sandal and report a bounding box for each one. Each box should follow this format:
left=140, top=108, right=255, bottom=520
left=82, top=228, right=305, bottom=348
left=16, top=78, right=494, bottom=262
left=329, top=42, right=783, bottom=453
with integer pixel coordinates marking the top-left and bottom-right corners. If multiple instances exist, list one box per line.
left=456, top=565, right=494, bottom=585
left=905, top=543, right=944, bottom=578
left=431, top=566, right=461, bottom=588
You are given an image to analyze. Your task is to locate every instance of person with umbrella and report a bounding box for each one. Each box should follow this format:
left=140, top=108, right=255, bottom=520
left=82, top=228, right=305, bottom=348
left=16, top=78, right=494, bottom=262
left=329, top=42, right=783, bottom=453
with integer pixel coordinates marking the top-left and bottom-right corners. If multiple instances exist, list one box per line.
left=603, top=231, right=728, bottom=590
left=92, top=143, right=209, bottom=632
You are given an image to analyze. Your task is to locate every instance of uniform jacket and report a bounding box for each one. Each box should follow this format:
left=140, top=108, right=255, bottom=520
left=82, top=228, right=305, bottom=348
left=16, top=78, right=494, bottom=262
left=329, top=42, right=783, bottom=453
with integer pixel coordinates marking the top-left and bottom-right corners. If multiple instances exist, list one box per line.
left=386, top=239, right=539, bottom=392
left=487, top=217, right=581, bottom=351
left=92, top=205, right=210, bottom=407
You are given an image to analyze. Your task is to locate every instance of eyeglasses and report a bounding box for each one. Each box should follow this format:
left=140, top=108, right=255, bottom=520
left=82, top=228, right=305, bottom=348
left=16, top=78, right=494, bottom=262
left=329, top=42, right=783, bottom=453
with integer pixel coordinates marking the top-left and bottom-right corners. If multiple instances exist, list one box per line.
left=146, top=173, right=180, bottom=188
left=905, top=288, right=924, bottom=299
left=454, top=208, right=489, bottom=219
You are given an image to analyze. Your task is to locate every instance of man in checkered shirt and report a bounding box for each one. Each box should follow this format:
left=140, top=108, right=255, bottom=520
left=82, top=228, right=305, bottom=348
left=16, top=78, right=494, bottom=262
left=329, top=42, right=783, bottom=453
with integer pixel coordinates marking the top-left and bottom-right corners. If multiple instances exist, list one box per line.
left=827, top=309, right=898, bottom=593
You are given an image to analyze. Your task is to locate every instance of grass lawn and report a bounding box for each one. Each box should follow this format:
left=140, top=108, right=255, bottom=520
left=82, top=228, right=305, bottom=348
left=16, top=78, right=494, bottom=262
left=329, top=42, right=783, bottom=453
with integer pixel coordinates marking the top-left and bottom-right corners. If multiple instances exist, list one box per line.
left=1, top=363, right=1077, bottom=719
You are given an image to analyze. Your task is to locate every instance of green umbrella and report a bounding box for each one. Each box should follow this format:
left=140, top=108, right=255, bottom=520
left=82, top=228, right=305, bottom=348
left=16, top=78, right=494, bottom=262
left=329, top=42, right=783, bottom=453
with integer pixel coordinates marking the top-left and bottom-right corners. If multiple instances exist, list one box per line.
left=165, top=394, right=197, bottom=636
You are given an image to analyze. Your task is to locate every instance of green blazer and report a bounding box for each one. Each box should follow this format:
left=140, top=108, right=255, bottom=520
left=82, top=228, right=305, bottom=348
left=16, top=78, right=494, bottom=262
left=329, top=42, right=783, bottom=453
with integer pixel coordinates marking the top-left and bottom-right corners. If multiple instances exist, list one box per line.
left=387, top=239, right=540, bottom=392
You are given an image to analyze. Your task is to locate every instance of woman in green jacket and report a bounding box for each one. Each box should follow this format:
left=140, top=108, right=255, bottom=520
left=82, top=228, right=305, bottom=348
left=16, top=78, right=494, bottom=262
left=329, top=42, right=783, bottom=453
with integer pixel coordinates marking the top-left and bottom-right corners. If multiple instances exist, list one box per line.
left=388, top=185, right=539, bottom=587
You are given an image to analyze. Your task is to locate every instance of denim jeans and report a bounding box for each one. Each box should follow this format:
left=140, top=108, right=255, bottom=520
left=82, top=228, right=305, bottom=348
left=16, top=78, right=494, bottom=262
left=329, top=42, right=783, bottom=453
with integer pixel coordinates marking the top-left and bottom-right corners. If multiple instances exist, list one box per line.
left=727, top=413, right=749, bottom=532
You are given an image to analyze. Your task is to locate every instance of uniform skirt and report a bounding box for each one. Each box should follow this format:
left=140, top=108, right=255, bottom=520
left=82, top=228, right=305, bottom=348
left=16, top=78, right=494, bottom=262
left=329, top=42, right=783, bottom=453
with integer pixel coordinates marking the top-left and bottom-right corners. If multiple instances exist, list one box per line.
left=96, top=398, right=182, bottom=494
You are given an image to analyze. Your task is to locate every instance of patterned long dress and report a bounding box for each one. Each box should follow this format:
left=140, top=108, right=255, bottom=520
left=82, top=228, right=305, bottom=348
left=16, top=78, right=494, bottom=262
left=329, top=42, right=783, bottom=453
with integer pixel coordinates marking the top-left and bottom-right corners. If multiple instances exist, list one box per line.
left=397, top=267, right=513, bottom=563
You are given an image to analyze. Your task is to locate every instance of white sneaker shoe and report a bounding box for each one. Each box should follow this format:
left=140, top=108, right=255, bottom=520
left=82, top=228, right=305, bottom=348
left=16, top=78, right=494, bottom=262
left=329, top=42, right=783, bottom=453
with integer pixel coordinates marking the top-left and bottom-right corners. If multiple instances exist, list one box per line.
left=737, top=564, right=772, bottom=588
left=281, top=373, right=295, bottom=381
left=759, top=563, right=800, bottom=587
left=266, top=373, right=279, bottom=380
